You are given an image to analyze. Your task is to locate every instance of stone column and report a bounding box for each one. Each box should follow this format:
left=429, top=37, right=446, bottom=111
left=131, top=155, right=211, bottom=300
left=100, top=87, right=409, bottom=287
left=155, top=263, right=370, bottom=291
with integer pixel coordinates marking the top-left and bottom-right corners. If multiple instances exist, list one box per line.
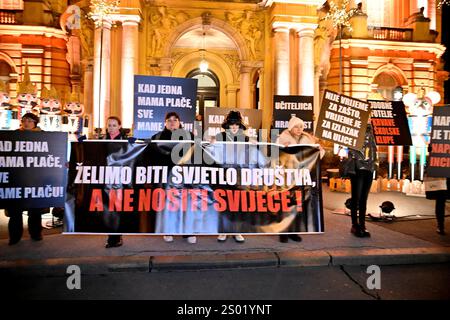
left=297, top=27, right=315, bottom=96
left=273, top=26, right=290, bottom=95
left=160, top=58, right=173, bottom=76
left=239, top=65, right=252, bottom=108
left=82, top=58, right=94, bottom=136
left=226, top=84, right=239, bottom=108
left=93, top=20, right=112, bottom=129
left=120, top=16, right=140, bottom=129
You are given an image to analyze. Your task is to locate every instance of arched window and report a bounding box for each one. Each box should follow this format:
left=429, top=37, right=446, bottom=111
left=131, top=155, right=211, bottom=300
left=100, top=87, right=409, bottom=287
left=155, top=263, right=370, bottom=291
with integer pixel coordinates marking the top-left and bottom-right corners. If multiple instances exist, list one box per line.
left=187, top=69, right=220, bottom=117
left=0, top=0, right=23, bottom=9
left=0, top=60, right=13, bottom=83
left=373, top=72, right=400, bottom=100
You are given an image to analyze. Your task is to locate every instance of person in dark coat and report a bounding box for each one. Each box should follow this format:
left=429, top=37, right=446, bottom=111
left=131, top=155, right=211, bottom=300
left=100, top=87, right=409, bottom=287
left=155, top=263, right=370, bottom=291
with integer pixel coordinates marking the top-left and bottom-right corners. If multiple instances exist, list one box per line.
left=152, top=112, right=197, bottom=244
left=214, top=111, right=248, bottom=243
left=104, top=116, right=127, bottom=248
left=151, top=112, right=193, bottom=141
left=344, top=123, right=378, bottom=238
left=7, top=113, right=46, bottom=245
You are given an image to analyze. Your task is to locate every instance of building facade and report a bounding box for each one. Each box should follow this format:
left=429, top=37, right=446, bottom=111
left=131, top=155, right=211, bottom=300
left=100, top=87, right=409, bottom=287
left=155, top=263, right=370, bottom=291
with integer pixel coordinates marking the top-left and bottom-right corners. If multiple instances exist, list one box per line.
left=0, top=0, right=448, bottom=132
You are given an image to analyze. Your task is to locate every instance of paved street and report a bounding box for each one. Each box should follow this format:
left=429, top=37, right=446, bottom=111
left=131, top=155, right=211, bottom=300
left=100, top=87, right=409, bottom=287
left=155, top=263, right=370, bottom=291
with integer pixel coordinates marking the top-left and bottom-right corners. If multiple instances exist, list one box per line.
left=3, top=263, right=449, bottom=300
left=1, top=185, right=449, bottom=301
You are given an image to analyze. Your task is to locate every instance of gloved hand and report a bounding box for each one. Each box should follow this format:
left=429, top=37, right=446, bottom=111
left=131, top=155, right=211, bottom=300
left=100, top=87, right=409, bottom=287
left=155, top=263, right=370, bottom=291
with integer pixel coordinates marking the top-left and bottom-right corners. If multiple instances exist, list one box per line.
left=77, top=135, right=87, bottom=142
left=128, top=137, right=137, bottom=144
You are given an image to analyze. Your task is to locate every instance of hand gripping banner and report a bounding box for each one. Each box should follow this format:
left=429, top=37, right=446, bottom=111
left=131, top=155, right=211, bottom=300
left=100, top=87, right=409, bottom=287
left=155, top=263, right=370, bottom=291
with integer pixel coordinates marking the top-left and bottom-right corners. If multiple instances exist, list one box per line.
left=64, top=140, right=324, bottom=234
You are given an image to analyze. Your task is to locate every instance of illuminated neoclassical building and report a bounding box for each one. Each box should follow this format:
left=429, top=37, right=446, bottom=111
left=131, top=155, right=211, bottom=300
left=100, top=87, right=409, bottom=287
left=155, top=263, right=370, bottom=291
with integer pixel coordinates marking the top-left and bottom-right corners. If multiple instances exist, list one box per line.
left=0, top=0, right=448, bottom=131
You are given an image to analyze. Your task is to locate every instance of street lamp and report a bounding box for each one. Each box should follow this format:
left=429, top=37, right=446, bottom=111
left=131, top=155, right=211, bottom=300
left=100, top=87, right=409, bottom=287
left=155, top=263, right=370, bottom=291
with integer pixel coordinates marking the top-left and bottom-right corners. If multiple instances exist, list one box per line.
left=88, top=0, right=120, bottom=134
left=324, top=0, right=354, bottom=94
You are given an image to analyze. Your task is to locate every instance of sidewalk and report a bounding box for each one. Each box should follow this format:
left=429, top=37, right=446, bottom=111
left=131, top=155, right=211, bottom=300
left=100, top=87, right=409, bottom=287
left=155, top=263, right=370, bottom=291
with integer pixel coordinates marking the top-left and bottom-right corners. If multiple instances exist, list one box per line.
left=1, top=186, right=449, bottom=272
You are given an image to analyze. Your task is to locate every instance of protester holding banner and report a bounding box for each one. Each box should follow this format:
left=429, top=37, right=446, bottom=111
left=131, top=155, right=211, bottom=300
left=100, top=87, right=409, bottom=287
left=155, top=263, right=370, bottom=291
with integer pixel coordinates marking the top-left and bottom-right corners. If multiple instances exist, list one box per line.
left=151, top=112, right=194, bottom=141
left=275, top=116, right=319, bottom=243
left=345, top=123, right=378, bottom=238
left=152, top=112, right=197, bottom=244
left=213, top=111, right=249, bottom=243
left=103, top=116, right=128, bottom=248
left=277, top=116, right=317, bottom=146
left=6, top=113, right=45, bottom=245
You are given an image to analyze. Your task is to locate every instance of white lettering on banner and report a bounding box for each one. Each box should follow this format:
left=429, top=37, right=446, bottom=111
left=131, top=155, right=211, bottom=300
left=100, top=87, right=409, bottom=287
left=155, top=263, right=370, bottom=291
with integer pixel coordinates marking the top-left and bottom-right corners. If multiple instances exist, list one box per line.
left=0, top=187, right=22, bottom=199
left=0, top=156, right=62, bottom=168
left=74, top=164, right=132, bottom=184
left=135, top=166, right=168, bottom=184
left=26, top=156, right=62, bottom=168
left=11, top=141, right=49, bottom=152
left=208, top=127, right=222, bottom=137
left=325, top=111, right=354, bottom=126
left=137, top=97, right=164, bottom=107
left=433, top=116, right=450, bottom=126
left=23, top=186, right=64, bottom=198
left=165, top=97, right=192, bottom=108
left=0, top=156, right=24, bottom=167
left=325, top=91, right=340, bottom=102
left=208, top=115, right=225, bottom=124
left=136, top=122, right=163, bottom=131
left=137, top=109, right=154, bottom=119
left=275, top=121, right=289, bottom=128
left=138, top=84, right=156, bottom=93
left=74, top=164, right=317, bottom=187
left=275, top=102, right=313, bottom=110
left=157, top=85, right=183, bottom=95
left=0, top=141, right=13, bottom=152
left=339, top=96, right=369, bottom=111
left=337, top=105, right=361, bottom=118
left=330, top=123, right=359, bottom=137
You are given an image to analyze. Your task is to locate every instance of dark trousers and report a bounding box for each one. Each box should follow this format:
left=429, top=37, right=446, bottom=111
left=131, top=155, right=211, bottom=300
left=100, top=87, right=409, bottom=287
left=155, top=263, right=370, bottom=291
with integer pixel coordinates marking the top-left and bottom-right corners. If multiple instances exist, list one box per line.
left=435, top=196, right=446, bottom=231
left=8, top=209, right=42, bottom=241
left=350, top=170, right=373, bottom=228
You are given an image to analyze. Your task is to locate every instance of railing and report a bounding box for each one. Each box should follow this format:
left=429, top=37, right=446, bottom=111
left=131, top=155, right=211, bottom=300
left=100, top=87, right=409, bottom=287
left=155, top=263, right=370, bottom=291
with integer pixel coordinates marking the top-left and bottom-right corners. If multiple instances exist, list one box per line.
left=368, top=26, right=413, bottom=41
left=0, top=10, right=20, bottom=24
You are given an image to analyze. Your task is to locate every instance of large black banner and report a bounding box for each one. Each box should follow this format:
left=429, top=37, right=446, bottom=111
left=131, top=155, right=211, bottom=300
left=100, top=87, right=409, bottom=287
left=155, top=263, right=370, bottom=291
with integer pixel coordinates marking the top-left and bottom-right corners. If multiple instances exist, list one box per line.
left=427, top=106, right=450, bottom=177
left=64, top=141, right=324, bottom=234
left=0, top=131, right=68, bottom=208
left=273, top=95, right=314, bottom=133
left=316, top=90, right=371, bottom=150
left=369, top=100, right=412, bottom=145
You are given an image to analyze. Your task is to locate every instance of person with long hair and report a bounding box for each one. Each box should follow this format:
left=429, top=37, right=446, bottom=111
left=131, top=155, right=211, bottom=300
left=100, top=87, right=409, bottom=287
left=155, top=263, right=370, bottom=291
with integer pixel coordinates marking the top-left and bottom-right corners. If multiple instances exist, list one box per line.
left=104, top=116, right=127, bottom=248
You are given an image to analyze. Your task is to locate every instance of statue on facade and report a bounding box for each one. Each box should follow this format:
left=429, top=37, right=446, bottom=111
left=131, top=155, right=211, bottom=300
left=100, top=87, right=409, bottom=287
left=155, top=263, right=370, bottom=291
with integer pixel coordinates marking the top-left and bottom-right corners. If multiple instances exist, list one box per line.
left=148, top=6, right=189, bottom=57
left=16, top=63, right=39, bottom=117
left=39, top=86, right=63, bottom=131
left=62, top=89, right=89, bottom=141
left=314, top=1, right=336, bottom=79
left=0, top=81, right=18, bottom=130
left=226, top=10, right=263, bottom=60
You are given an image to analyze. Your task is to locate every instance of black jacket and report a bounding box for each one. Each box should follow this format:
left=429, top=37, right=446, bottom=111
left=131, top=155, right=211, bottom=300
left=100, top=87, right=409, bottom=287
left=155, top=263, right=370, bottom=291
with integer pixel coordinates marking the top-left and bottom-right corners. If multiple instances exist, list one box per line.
left=215, top=130, right=250, bottom=142
left=105, top=130, right=128, bottom=140
left=151, top=128, right=194, bottom=141
left=348, top=124, right=377, bottom=172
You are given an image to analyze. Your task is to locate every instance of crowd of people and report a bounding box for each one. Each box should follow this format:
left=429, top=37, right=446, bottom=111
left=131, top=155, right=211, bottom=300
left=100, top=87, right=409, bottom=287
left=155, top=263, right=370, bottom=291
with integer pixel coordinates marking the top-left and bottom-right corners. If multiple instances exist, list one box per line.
left=4, top=110, right=447, bottom=248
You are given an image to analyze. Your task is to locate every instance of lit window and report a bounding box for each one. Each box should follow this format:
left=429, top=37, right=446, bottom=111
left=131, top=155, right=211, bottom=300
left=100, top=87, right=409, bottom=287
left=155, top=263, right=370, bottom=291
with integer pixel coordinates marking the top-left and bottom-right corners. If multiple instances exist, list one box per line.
left=0, top=0, right=24, bottom=10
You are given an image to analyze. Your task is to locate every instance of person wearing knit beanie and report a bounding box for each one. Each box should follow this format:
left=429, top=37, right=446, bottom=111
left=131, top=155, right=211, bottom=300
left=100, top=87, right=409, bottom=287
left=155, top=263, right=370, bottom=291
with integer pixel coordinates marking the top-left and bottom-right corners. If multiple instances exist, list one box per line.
left=277, top=116, right=315, bottom=146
